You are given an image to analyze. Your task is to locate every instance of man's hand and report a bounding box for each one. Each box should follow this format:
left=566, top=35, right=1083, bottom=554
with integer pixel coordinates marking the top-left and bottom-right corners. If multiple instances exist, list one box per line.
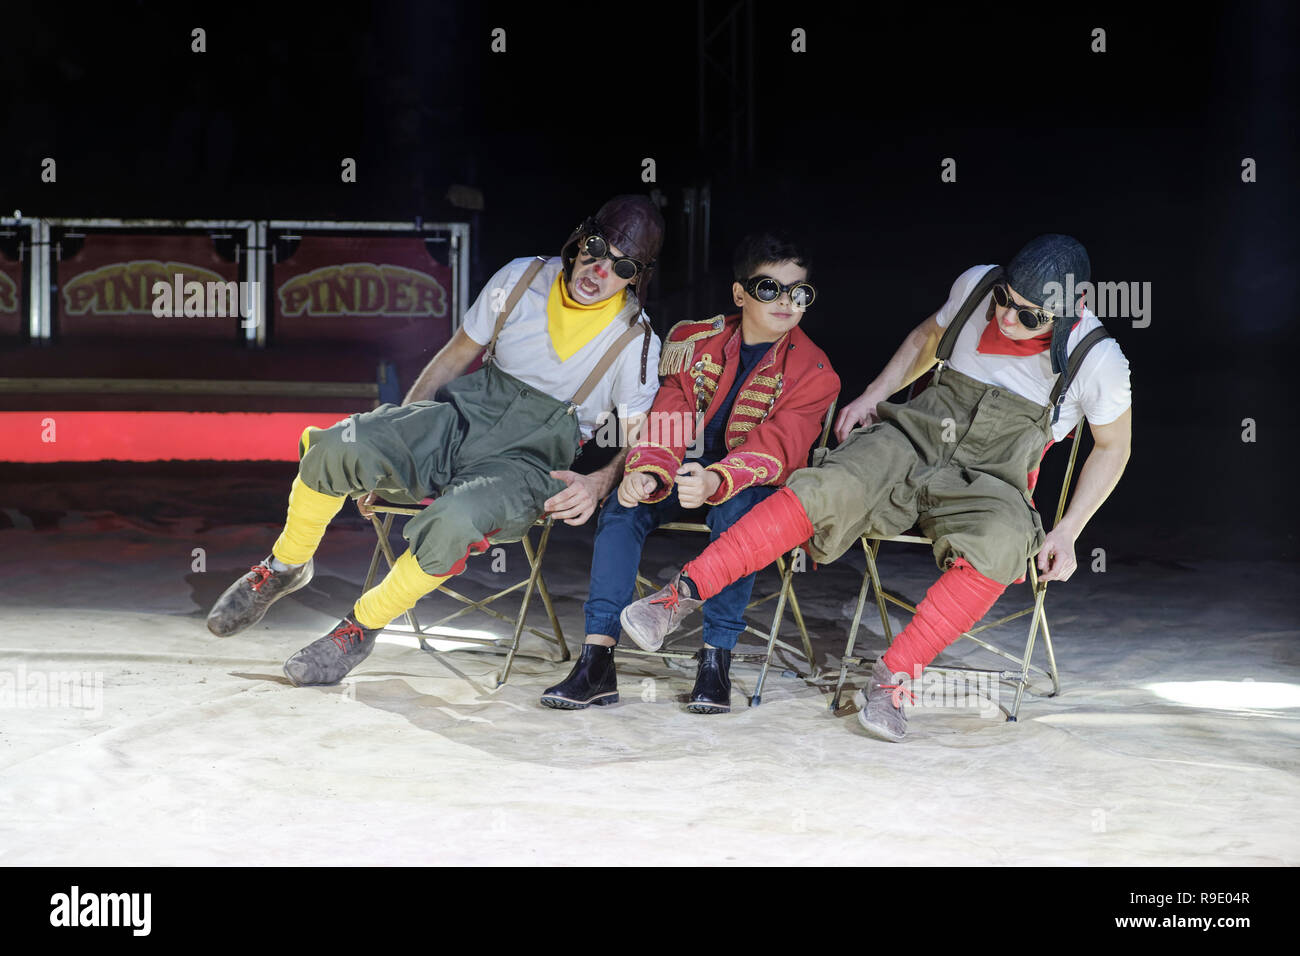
left=835, top=390, right=882, bottom=443
left=356, top=491, right=379, bottom=519
left=618, top=471, right=658, bottom=508
left=545, top=470, right=602, bottom=526
left=1037, top=526, right=1078, bottom=583
left=833, top=311, right=942, bottom=444
left=676, top=462, right=722, bottom=509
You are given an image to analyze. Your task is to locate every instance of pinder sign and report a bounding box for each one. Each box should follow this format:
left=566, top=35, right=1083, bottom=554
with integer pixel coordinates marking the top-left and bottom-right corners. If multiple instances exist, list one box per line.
left=279, top=263, right=446, bottom=318
left=272, top=235, right=453, bottom=347
left=56, top=233, right=240, bottom=339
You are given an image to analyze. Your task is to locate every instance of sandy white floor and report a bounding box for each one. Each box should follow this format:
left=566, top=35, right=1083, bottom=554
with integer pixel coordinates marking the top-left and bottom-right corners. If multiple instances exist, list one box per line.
left=2, top=506, right=1297, bottom=866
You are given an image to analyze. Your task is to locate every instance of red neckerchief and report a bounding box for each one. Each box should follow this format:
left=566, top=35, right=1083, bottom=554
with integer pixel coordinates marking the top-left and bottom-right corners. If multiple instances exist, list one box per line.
left=975, top=302, right=1081, bottom=356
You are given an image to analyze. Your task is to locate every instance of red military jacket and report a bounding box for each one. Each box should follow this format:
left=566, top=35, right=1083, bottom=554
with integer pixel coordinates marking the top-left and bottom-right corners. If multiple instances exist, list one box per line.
left=624, top=313, right=840, bottom=504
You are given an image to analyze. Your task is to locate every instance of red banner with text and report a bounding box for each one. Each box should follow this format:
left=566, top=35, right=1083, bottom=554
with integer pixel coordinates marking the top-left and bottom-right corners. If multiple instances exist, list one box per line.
left=56, top=232, right=243, bottom=339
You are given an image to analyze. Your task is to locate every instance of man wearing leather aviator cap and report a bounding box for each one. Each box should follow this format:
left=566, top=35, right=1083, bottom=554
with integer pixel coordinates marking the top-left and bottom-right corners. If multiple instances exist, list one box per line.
left=206, top=196, right=665, bottom=687
left=619, top=234, right=1132, bottom=740
left=541, top=232, right=839, bottom=713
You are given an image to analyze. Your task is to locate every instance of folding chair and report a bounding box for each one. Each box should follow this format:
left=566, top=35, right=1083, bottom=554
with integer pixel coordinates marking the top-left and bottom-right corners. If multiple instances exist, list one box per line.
left=620, top=402, right=836, bottom=706
left=831, top=425, right=1085, bottom=721
left=361, top=502, right=569, bottom=686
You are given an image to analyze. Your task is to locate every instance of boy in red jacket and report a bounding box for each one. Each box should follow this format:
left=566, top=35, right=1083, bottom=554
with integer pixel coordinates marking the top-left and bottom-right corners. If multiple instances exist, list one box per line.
left=541, top=233, right=840, bottom=713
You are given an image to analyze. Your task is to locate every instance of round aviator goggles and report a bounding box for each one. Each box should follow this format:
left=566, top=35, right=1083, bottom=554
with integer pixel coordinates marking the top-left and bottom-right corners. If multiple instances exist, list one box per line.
left=742, top=275, right=816, bottom=310
left=991, top=282, right=1055, bottom=330
left=579, top=231, right=646, bottom=281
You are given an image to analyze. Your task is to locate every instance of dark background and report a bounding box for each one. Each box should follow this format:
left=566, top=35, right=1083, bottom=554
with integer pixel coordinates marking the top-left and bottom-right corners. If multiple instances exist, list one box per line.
left=1, top=0, right=1296, bottom=559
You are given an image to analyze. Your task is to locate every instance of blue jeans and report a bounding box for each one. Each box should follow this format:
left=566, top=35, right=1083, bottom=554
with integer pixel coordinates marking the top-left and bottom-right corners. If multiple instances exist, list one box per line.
left=584, top=480, right=778, bottom=650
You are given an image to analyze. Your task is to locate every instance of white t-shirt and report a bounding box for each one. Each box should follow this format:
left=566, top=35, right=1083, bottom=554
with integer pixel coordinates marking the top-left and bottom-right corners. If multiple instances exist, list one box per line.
left=462, top=257, right=661, bottom=439
left=935, top=264, right=1132, bottom=442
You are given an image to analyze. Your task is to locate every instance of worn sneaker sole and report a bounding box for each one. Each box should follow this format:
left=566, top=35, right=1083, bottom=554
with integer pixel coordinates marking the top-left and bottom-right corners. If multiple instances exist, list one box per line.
left=853, top=689, right=905, bottom=742
left=283, top=661, right=318, bottom=687
left=283, top=656, right=355, bottom=688
left=619, top=607, right=665, bottom=652
left=206, top=559, right=314, bottom=638
left=539, top=691, right=619, bottom=710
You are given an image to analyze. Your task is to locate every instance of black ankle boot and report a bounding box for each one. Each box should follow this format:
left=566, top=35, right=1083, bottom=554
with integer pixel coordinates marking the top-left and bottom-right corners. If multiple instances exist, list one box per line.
left=540, top=644, right=619, bottom=709
left=687, top=646, right=732, bottom=714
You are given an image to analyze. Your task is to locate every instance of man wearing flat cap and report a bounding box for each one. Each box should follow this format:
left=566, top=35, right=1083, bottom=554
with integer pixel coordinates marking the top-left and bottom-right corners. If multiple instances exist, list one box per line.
left=619, top=234, right=1132, bottom=741
left=206, top=196, right=665, bottom=686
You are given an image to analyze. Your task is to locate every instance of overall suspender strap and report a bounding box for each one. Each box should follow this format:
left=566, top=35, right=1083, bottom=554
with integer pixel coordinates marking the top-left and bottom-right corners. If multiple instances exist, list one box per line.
left=484, top=256, right=547, bottom=366
left=935, top=265, right=1004, bottom=364
left=1049, top=326, right=1112, bottom=423
left=639, top=318, right=651, bottom=384
left=569, top=318, right=652, bottom=407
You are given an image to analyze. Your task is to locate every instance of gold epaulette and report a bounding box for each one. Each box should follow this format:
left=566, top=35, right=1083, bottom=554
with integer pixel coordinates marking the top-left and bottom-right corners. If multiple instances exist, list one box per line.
left=658, top=314, right=726, bottom=375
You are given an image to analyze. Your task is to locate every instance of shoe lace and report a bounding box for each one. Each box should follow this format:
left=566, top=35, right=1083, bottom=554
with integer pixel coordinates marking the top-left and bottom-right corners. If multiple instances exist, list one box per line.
left=651, top=583, right=680, bottom=612
left=247, top=564, right=274, bottom=592
left=882, top=681, right=916, bottom=708
left=331, top=620, right=367, bottom=651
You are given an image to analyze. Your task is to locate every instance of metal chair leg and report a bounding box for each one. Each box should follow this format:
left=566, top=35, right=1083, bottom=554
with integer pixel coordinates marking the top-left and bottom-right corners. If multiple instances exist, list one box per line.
left=499, top=518, right=555, bottom=686
left=1038, top=610, right=1060, bottom=697
left=1027, top=561, right=1061, bottom=698
left=1007, top=561, right=1051, bottom=720
left=363, top=513, right=390, bottom=591
left=832, top=538, right=875, bottom=712
left=521, top=525, right=569, bottom=662
left=367, top=512, right=422, bottom=636
left=864, top=538, right=895, bottom=646
left=751, top=559, right=796, bottom=706
left=779, top=552, right=819, bottom=680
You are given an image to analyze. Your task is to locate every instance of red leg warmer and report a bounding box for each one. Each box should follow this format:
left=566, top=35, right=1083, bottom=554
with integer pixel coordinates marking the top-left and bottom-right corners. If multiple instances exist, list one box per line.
left=682, top=486, right=814, bottom=600
left=881, top=558, right=1007, bottom=677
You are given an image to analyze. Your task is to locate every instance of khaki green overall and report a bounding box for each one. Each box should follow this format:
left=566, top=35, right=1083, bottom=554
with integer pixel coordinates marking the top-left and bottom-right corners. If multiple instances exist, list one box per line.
left=787, top=365, right=1053, bottom=586
left=298, top=362, right=582, bottom=575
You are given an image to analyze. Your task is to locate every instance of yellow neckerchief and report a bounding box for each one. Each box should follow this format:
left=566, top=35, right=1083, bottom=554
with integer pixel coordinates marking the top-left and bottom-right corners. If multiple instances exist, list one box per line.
left=546, top=272, right=626, bottom=361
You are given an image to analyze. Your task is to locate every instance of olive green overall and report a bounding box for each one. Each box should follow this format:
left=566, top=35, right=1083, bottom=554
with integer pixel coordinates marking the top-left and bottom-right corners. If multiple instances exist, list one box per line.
left=297, top=362, right=582, bottom=575
left=787, top=366, right=1053, bottom=585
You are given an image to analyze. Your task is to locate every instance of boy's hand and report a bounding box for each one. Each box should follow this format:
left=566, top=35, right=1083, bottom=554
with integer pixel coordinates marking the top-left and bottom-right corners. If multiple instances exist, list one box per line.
left=617, top=471, right=658, bottom=508
left=676, top=462, right=722, bottom=509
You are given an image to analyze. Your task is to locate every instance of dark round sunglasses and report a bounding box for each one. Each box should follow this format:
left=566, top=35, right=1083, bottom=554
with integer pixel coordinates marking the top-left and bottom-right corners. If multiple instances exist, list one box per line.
left=743, top=275, right=816, bottom=310
left=991, top=282, right=1055, bottom=330
left=580, top=232, right=645, bottom=281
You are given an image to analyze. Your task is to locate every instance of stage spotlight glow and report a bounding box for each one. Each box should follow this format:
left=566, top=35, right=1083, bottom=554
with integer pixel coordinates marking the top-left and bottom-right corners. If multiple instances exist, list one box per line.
left=1145, top=680, right=1300, bottom=710
left=376, top=623, right=501, bottom=651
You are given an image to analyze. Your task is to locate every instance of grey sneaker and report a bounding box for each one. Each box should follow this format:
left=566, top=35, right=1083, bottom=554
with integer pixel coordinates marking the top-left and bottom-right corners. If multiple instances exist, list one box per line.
left=207, top=556, right=314, bottom=637
left=283, top=617, right=379, bottom=687
left=619, top=572, right=703, bottom=652
left=854, top=659, right=911, bottom=742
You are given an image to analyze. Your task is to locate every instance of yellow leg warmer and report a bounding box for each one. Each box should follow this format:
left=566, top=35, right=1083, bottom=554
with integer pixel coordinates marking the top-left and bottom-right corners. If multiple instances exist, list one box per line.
left=353, top=550, right=450, bottom=630
left=271, top=475, right=346, bottom=566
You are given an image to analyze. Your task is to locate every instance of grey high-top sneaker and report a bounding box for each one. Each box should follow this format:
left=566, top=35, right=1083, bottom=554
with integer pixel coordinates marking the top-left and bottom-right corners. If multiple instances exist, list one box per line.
left=207, top=556, right=314, bottom=637
left=619, top=572, right=703, bottom=652
left=283, top=617, right=379, bottom=687
left=854, top=659, right=911, bottom=742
